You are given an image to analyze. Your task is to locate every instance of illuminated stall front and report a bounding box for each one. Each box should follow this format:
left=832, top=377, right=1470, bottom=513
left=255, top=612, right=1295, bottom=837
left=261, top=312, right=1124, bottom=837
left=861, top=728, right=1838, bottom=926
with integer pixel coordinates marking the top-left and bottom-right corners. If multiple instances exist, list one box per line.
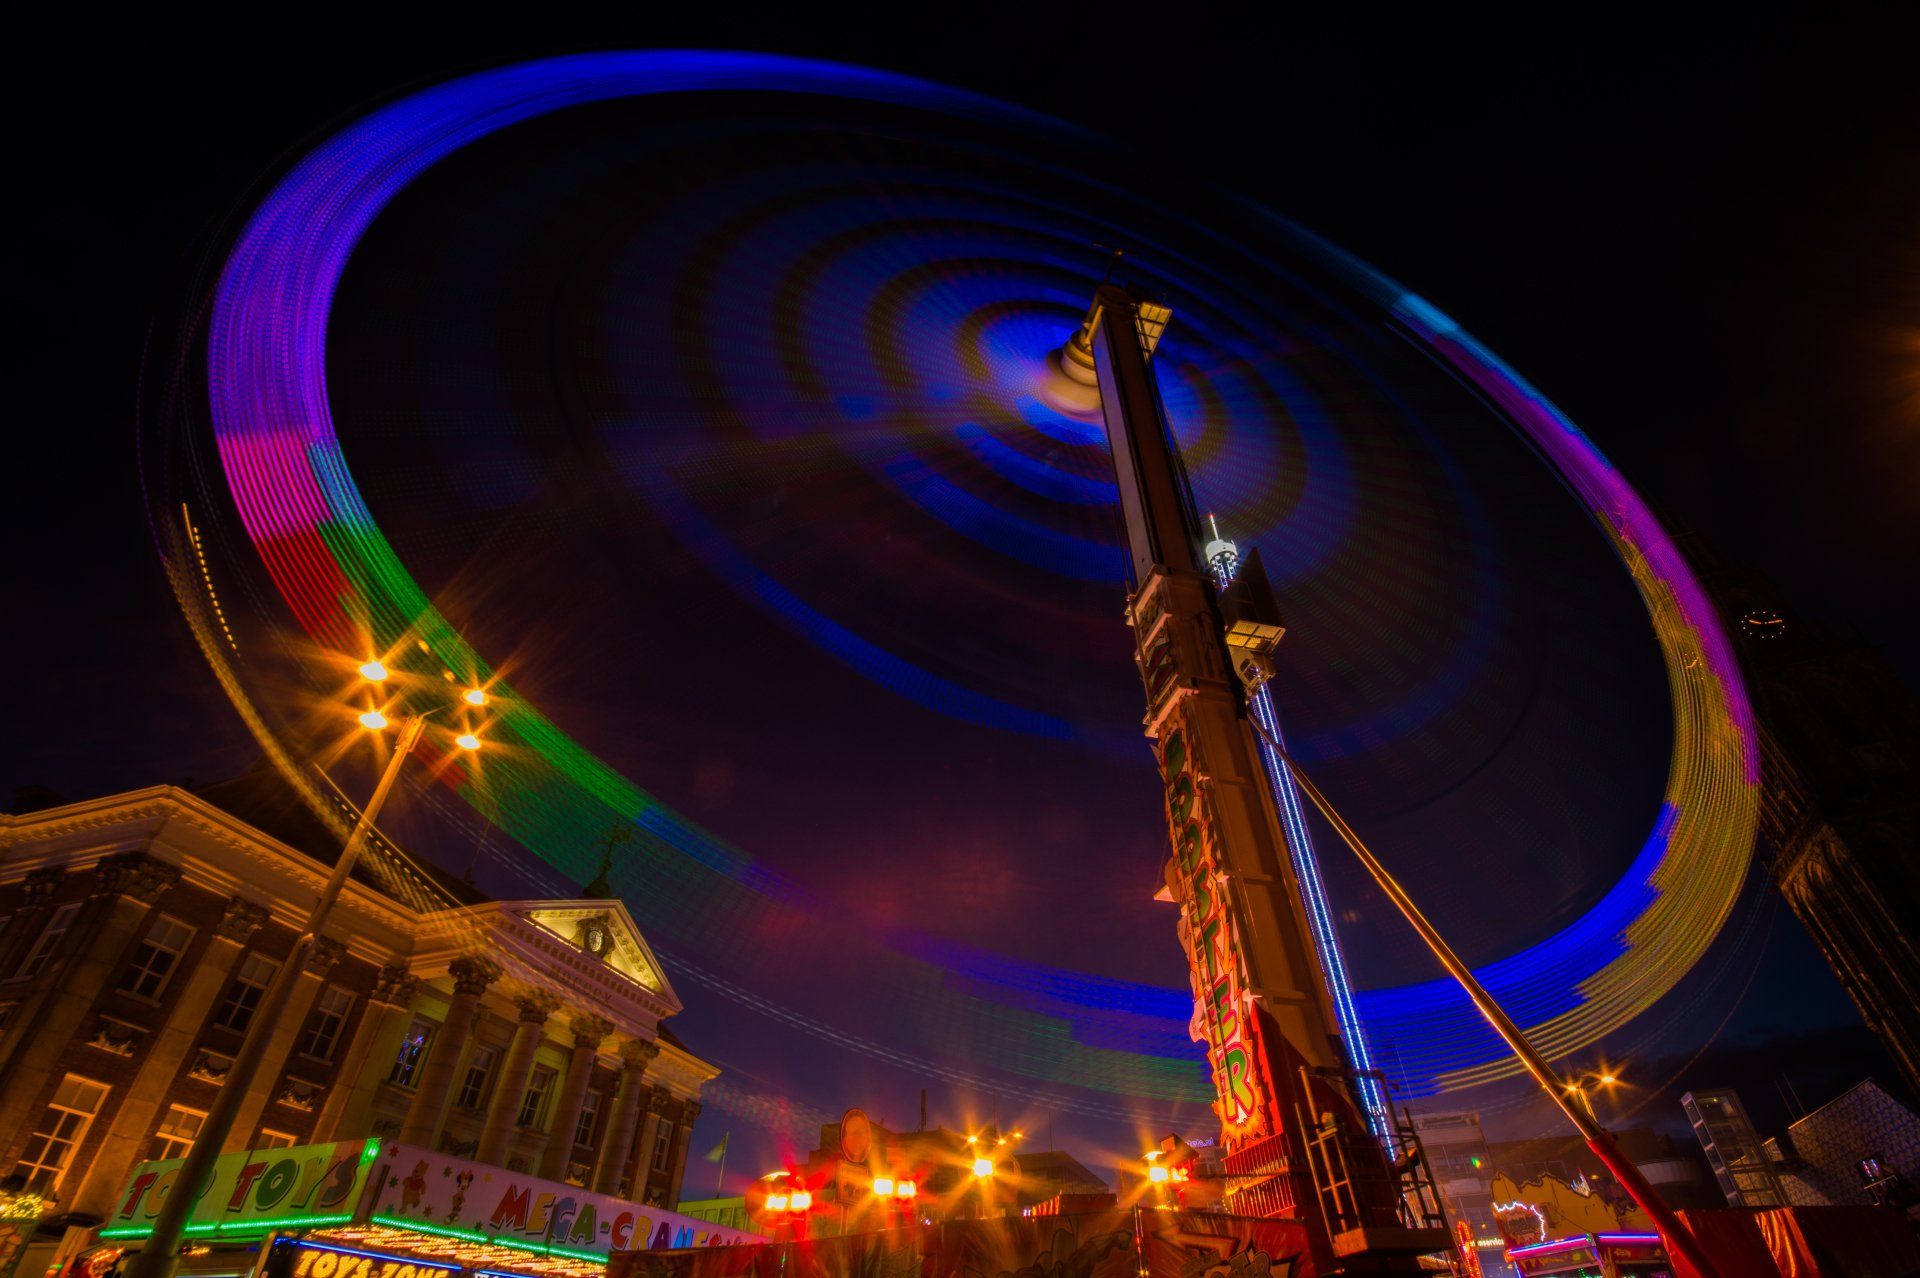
left=91, top=1140, right=762, bottom=1278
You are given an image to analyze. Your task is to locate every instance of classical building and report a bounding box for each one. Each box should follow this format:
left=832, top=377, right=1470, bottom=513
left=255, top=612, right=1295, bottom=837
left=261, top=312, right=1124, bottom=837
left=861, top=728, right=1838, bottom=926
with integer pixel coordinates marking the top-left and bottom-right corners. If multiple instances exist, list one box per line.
left=0, top=776, right=713, bottom=1271
left=1676, top=527, right=1920, bottom=1098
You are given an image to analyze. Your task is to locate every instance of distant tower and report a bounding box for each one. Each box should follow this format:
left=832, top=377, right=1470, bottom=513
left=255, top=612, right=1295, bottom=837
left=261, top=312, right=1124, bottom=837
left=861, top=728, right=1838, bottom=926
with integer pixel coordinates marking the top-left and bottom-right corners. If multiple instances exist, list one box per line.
left=1681, top=1090, right=1788, bottom=1207
left=1675, top=526, right=1920, bottom=1098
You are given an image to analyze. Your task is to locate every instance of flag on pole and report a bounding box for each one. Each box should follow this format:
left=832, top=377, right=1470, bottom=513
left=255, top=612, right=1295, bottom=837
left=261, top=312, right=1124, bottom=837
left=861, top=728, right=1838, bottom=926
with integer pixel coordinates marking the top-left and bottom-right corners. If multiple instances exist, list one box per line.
left=704, top=1133, right=729, bottom=1163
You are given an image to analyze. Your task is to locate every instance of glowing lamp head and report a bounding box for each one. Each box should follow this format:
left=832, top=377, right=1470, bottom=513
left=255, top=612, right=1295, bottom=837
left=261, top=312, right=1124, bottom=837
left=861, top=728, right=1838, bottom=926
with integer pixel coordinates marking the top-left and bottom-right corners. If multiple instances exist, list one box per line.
left=358, top=710, right=389, bottom=731
left=872, top=1178, right=894, bottom=1197
left=1147, top=1165, right=1170, bottom=1184
left=1599, top=1072, right=1618, bottom=1086
left=358, top=660, right=388, bottom=682
left=766, top=1194, right=789, bottom=1212
left=463, top=687, right=488, bottom=706
left=971, top=1158, right=994, bottom=1179
left=455, top=732, right=482, bottom=751
left=787, top=1189, right=811, bottom=1212
left=896, top=1180, right=916, bottom=1199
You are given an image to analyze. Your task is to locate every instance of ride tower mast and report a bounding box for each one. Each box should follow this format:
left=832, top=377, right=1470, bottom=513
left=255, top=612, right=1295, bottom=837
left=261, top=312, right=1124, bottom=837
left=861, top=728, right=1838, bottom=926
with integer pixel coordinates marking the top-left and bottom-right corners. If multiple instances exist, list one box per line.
left=1068, top=284, right=1445, bottom=1272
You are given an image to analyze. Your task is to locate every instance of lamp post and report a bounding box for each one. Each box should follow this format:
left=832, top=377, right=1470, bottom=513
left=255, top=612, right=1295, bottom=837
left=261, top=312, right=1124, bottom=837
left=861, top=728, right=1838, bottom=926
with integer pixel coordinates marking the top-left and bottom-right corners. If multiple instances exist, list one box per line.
left=120, top=668, right=484, bottom=1278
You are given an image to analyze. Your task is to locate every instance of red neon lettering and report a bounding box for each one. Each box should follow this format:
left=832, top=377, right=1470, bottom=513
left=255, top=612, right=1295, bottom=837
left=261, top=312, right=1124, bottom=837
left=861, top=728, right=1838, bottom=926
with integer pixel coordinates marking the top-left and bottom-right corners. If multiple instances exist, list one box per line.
left=226, top=1161, right=267, bottom=1212
left=491, top=1185, right=532, bottom=1230
left=119, top=1172, right=159, bottom=1220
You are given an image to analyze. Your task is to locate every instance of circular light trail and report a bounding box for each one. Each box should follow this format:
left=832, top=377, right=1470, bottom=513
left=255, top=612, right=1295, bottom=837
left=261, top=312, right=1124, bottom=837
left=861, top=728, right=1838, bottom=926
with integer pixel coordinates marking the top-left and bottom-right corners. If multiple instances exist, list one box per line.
left=185, top=51, right=1757, bottom=1102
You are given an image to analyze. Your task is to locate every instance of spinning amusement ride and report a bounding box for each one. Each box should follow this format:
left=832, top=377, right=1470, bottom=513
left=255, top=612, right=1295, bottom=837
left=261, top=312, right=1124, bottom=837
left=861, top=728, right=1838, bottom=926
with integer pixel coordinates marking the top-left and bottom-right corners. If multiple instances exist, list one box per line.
left=139, top=52, right=1760, bottom=1276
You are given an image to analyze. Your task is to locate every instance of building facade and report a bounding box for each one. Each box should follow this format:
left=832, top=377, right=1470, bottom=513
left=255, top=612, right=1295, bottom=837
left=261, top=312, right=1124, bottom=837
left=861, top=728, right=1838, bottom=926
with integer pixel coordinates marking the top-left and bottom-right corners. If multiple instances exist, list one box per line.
left=0, top=782, right=713, bottom=1272
left=1762, top=1079, right=1920, bottom=1210
left=1678, top=528, right=1920, bottom=1098
left=1408, top=1112, right=1514, bottom=1278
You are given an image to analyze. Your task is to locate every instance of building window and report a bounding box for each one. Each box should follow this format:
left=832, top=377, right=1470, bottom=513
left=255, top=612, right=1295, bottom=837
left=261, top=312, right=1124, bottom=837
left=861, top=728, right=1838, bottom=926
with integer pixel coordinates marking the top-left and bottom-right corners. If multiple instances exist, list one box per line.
left=119, top=916, right=195, bottom=1000
left=652, top=1121, right=674, bottom=1172
left=517, top=1066, right=557, bottom=1128
left=257, top=1129, right=298, bottom=1149
left=150, top=1104, right=207, bottom=1160
left=574, top=1089, right=603, bottom=1149
left=389, top=1018, right=435, bottom=1088
left=297, top=986, right=354, bottom=1060
left=16, top=903, right=82, bottom=980
left=14, top=1075, right=109, bottom=1191
left=213, top=954, right=278, bottom=1032
left=457, top=1045, right=499, bottom=1110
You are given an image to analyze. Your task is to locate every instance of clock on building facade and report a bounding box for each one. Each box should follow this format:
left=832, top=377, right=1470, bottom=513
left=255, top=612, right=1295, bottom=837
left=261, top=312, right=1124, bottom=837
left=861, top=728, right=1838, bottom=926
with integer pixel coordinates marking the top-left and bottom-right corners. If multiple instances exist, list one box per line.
left=578, top=916, right=615, bottom=960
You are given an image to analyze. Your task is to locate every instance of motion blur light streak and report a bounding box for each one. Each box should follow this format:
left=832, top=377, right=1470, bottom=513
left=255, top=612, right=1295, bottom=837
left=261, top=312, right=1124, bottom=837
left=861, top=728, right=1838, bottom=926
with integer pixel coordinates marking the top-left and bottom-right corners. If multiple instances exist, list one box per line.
left=159, top=50, right=1758, bottom=1107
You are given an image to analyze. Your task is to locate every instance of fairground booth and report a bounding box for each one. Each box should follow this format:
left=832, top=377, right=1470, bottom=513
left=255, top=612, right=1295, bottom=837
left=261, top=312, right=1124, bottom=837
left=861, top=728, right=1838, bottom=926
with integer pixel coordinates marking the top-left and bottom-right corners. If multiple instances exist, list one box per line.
left=1503, top=1231, right=1668, bottom=1278
left=604, top=1208, right=1318, bottom=1278
left=81, top=1139, right=761, bottom=1278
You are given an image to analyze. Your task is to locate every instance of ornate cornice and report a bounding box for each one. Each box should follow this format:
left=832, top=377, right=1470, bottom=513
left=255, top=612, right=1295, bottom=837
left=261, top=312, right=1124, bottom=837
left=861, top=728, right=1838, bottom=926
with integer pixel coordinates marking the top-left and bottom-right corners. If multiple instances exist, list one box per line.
left=515, top=991, right=562, bottom=1024
left=373, top=963, right=421, bottom=1007
left=572, top=1014, right=615, bottom=1049
left=96, top=852, right=179, bottom=904
left=448, top=955, right=504, bottom=996
left=21, top=867, right=63, bottom=905
left=306, top=936, right=346, bottom=975
left=217, top=897, right=269, bottom=943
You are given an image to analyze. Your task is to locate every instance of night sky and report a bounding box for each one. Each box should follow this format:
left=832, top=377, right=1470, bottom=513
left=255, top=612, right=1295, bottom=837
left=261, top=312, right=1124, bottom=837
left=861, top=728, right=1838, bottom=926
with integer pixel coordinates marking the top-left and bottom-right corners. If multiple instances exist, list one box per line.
left=10, top=7, right=1918, bottom=1188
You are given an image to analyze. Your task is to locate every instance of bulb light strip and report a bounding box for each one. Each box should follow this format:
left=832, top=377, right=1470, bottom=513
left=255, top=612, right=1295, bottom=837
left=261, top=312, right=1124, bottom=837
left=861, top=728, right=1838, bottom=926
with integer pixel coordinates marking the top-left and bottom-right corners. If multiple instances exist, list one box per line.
left=97, top=1214, right=357, bottom=1241
left=366, top=1217, right=605, bottom=1264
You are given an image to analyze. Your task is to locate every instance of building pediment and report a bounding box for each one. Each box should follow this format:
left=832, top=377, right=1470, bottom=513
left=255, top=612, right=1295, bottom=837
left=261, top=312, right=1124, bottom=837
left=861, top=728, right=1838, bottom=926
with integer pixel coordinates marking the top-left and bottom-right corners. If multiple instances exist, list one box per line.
left=514, top=902, right=673, bottom=995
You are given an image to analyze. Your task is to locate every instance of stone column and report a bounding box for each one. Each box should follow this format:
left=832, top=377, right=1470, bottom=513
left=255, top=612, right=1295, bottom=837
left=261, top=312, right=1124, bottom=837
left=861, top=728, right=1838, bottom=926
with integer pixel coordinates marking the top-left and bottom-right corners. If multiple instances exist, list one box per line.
left=591, top=1039, right=658, bottom=1195
left=66, top=897, right=267, bottom=1218
left=313, top=964, right=421, bottom=1141
left=398, top=956, right=500, bottom=1147
left=225, top=937, right=344, bottom=1144
left=476, top=992, right=560, bottom=1165
left=628, top=1091, right=668, bottom=1201
left=665, top=1100, right=700, bottom=1207
left=538, top=1015, right=613, bottom=1180
left=0, top=855, right=179, bottom=1164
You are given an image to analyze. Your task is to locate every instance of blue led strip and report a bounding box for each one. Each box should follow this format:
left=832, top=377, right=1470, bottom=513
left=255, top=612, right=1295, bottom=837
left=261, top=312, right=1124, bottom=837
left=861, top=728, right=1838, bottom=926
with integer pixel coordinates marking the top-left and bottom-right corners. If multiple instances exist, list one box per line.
left=1210, top=548, right=1391, bottom=1143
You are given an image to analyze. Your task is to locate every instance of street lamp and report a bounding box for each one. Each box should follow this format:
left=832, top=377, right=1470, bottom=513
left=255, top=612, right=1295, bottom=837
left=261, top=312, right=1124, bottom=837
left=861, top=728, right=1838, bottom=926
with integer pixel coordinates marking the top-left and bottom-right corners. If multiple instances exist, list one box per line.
left=122, top=664, right=485, bottom=1278
left=1563, top=1067, right=1625, bottom=1125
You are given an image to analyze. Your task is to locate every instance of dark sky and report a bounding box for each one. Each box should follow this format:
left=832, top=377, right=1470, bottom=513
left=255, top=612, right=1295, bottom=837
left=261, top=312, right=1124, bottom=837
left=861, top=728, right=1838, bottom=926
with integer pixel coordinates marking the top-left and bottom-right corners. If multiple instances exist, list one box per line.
left=9, top=5, right=1918, bottom=1185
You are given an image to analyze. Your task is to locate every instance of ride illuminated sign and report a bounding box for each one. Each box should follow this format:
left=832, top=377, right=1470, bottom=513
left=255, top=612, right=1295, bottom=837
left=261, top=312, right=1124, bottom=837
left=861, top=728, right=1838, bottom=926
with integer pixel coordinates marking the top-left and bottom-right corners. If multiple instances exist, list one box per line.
left=1158, top=705, right=1270, bottom=1142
